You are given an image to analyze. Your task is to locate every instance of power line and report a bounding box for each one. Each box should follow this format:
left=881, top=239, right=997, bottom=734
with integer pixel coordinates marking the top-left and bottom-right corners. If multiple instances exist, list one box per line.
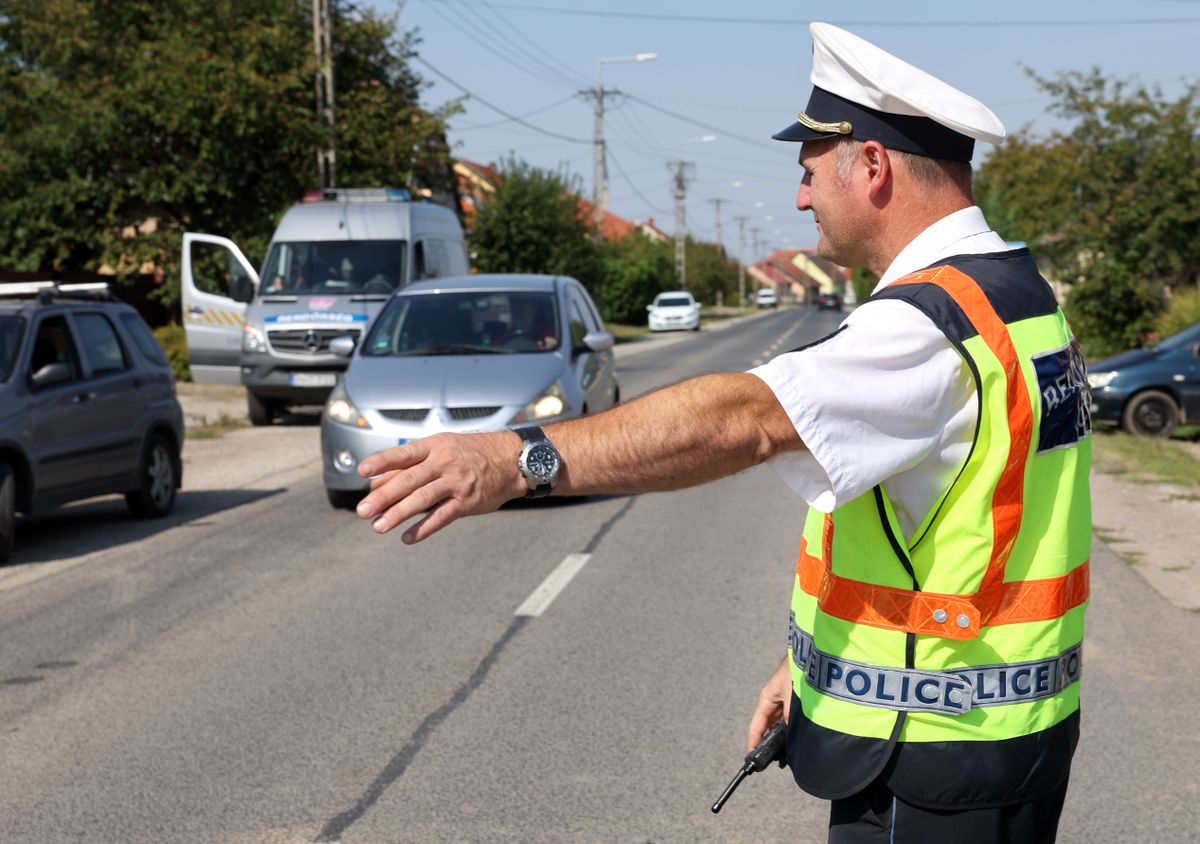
left=413, top=56, right=590, bottom=144
left=418, top=1, right=1200, bottom=27
left=608, top=148, right=668, bottom=216
left=476, top=0, right=591, bottom=87
left=423, top=1, right=573, bottom=86
left=452, top=94, right=578, bottom=130
left=625, top=94, right=776, bottom=152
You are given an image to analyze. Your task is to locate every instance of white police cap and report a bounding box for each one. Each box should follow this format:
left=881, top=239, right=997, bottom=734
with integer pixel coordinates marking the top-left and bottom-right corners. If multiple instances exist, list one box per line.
left=773, top=22, right=1006, bottom=161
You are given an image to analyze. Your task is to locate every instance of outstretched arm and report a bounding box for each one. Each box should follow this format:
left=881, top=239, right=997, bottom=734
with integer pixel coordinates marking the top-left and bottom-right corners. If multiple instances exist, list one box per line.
left=354, top=371, right=804, bottom=543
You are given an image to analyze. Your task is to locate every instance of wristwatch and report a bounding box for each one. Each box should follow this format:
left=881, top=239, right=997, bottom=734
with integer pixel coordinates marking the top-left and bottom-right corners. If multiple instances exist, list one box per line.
left=515, top=426, right=562, bottom=499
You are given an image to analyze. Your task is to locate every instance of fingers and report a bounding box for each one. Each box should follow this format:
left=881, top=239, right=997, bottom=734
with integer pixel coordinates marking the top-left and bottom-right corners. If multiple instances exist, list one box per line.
left=747, top=687, right=783, bottom=752
left=747, top=658, right=793, bottom=751
left=401, top=498, right=460, bottom=544
left=357, top=441, right=427, bottom=479
left=361, top=466, right=446, bottom=535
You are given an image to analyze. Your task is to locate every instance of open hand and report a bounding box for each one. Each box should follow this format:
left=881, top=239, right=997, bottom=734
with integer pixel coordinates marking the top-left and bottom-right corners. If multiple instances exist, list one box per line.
left=354, top=431, right=526, bottom=544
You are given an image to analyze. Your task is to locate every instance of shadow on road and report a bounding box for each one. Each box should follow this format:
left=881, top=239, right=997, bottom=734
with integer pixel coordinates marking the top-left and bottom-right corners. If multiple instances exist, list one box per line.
left=7, top=487, right=286, bottom=567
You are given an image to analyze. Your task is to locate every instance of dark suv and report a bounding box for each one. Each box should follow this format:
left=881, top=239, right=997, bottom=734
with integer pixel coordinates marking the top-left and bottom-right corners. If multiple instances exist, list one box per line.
left=0, top=282, right=184, bottom=563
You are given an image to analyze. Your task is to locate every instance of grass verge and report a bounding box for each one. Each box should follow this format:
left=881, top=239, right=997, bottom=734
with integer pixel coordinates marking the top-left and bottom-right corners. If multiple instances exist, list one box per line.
left=186, top=413, right=248, bottom=440
left=1091, top=428, right=1200, bottom=489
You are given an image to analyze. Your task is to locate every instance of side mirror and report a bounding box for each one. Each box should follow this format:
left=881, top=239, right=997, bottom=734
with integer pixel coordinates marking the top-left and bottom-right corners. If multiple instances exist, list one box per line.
left=29, top=362, right=73, bottom=389
left=329, top=335, right=357, bottom=358
left=580, top=330, right=615, bottom=353
left=229, top=276, right=256, bottom=304
left=646, top=304, right=653, bottom=311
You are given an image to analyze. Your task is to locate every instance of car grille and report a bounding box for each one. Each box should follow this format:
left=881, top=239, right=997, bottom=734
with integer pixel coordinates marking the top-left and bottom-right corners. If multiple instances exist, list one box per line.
left=448, top=406, right=500, bottom=420
left=268, top=327, right=362, bottom=354
left=379, top=408, right=429, bottom=422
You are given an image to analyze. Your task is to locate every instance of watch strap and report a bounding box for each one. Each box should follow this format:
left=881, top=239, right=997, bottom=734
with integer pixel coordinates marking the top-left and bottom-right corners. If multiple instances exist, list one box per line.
left=516, top=426, right=556, bottom=498
left=516, top=426, right=546, bottom=445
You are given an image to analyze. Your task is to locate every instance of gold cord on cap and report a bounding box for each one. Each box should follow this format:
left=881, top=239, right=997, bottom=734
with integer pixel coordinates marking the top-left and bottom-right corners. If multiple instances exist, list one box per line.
left=796, top=112, right=852, bottom=135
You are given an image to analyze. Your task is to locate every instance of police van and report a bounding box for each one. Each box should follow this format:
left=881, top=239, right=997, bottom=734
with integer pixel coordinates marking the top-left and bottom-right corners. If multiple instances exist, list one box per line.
left=181, top=188, right=469, bottom=425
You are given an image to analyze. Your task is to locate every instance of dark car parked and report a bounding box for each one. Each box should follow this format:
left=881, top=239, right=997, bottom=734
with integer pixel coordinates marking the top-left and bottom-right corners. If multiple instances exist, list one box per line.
left=817, top=291, right=842, bottom=310
left=0, top=282, right=185, bottom=563
left=1087, top=321, right=1200, bottom=437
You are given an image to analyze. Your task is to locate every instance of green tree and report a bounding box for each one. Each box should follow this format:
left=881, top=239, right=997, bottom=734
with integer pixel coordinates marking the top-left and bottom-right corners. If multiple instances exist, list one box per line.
left=684, top=238, right=738, bottom=305
left=0, top=0, right=456, bottom=312
left=850, top=266, right=878, bottom=305
left=975, top=70, right=1200, bottom=357
left=468, top=156, right=602, bottom=289
left=598, top=235, right=673, bottom=324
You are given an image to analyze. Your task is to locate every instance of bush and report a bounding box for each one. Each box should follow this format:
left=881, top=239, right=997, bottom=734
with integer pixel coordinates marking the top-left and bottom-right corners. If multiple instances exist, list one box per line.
left=154, top=322, right=191, bottom=382
left=1156, top=287, right=1200, bottom=340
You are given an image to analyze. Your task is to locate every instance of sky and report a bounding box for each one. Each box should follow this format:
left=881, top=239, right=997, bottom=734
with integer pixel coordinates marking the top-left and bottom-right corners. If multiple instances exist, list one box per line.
left=370, top=0, right=1199, bottom=262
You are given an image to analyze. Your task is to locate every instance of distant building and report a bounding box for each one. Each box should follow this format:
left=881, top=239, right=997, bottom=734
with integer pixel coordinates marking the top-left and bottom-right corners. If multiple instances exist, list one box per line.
left=748, top=249, right=849, bottom=304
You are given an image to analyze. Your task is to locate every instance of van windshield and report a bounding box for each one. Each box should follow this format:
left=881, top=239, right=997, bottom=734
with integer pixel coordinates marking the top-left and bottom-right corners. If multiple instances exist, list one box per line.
left=260, top=240, right=407, bottom=296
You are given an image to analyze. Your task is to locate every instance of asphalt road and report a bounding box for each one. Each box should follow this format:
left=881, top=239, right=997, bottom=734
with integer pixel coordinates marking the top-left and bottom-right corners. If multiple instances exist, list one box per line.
left=0, top=308, right=1197, bottom=843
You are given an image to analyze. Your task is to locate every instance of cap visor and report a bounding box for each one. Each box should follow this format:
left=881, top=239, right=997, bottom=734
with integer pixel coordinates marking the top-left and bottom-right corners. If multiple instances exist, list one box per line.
left=771, top=120, right=839, bottom=143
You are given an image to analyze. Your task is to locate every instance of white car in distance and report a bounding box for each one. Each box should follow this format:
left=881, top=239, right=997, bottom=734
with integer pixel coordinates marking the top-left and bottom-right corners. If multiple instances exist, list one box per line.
left=646, top=291, right=701, bottom=332
left=754, top=288, right=779, bottom=309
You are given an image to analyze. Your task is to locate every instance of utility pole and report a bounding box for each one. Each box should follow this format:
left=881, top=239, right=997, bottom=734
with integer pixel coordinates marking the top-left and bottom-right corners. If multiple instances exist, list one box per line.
left=734, top=215, right=749, bottom=306
left=312, top=0, right=336, bottom=189
left=669, top=160, right=695, bottom=289
left=749, top=227, right=763, bottom=288
left=707, top=198, right=726, bottom=254
left=586, top=53, right=657, bottom=229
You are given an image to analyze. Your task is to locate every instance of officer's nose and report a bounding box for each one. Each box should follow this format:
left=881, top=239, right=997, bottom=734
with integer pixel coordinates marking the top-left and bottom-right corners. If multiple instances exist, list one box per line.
left=796, top=182, right=812, bottom=213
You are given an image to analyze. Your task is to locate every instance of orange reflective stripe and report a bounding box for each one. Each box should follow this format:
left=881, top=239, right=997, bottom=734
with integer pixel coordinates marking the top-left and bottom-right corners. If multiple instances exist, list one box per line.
left=891, top=266, right=1033, bottom=594
left=795, top=541, right=1089, bottom=641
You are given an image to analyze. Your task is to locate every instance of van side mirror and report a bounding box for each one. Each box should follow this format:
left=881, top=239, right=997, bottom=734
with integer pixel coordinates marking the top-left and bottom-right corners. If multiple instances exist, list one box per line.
left=329, top=335, right=357, bottom=358
left=229, top=276, right=256, bottom=304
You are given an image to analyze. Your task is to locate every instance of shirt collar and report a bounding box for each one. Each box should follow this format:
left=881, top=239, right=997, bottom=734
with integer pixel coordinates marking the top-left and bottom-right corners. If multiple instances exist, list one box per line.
left=874, top=206, right=996, bottom=293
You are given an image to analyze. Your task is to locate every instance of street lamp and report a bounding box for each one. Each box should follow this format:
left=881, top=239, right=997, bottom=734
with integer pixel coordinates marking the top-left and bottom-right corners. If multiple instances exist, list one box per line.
left=593, top=52, right=657, bottom=215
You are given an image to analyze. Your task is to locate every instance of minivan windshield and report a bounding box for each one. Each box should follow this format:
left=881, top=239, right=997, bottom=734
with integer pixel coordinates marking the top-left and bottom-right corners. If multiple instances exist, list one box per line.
left=0, top=315, right=25, bottom=383
left=364, top=291, right=561, bottom=356
left=260, top=240, right=407, bottom=296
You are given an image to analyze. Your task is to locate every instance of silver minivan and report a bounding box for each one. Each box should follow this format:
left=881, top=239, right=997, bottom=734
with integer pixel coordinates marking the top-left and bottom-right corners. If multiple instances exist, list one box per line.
left=181, top=188, right=469, bottom=424
left=320, top=274, right=619, bottom=508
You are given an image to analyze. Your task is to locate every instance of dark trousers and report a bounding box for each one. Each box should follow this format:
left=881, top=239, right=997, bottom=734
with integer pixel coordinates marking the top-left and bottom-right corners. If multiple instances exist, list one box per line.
left=828, top=774, right=1070, bottom=844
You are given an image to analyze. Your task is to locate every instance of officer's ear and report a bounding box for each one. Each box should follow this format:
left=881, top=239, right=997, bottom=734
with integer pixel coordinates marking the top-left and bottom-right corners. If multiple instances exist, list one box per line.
left=861, top=141, right=892, bottom=201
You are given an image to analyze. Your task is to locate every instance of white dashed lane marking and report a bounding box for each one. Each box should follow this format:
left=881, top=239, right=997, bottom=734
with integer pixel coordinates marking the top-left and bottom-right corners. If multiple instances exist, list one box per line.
left=514, top=553, right=593, bottom=617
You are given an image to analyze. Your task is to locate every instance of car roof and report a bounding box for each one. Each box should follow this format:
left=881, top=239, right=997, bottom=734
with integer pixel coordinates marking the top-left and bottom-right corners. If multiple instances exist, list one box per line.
left=400, top=274, right=565, bottom=295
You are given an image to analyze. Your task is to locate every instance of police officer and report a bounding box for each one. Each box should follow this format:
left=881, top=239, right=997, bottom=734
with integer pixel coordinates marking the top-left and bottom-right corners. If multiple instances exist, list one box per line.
left=353, top=23, right=1091, bottom=843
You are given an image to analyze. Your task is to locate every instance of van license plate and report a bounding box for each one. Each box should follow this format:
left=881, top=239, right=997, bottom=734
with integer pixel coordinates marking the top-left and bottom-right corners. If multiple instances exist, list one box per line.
left=290, top=372, right=337, bottom=387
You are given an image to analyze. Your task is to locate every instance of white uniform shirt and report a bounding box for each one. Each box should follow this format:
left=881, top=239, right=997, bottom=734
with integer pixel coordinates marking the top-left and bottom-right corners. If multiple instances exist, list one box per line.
left=748, top=206, right=1011, bottom=541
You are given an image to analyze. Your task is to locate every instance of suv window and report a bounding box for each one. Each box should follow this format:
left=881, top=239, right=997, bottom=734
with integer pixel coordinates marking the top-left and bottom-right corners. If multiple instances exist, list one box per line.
left=30, top=315, right=81, bottom=382
left=75, top=312, right=129, bottom=375
left=0, top=315, right=25, bottom=383
left=120, top=312, right=168, bottom=366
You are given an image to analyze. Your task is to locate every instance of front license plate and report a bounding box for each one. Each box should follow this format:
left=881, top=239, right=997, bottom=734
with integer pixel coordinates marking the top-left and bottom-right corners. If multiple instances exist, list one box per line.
left=289, top=372, right=337, bottom=387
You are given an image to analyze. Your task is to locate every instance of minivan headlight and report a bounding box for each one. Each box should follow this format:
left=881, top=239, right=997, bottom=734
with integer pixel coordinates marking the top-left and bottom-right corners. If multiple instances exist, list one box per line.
left=242, top=322, right=267, bottom=353
left=1087, top=371, right=1117, bottom=389
left=326, top=382, right=371, bottom=428
left=510, top=381, right=569, bottom=424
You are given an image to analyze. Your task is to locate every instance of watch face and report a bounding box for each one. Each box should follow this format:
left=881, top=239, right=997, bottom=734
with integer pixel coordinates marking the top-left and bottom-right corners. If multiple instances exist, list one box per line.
left=524, top=442, right=560, bottom=482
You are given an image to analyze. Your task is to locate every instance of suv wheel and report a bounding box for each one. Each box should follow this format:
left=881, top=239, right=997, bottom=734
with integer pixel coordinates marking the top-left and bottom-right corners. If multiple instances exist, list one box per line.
left=247, top=391, right=277, bottom=426
left=125, top=434, right=180, bottom=518
left=1122, top=389, right=1180, bottom=438
left=0, top=462, right=14, bottom=565
left=326, top=488, right=362, bottom=510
